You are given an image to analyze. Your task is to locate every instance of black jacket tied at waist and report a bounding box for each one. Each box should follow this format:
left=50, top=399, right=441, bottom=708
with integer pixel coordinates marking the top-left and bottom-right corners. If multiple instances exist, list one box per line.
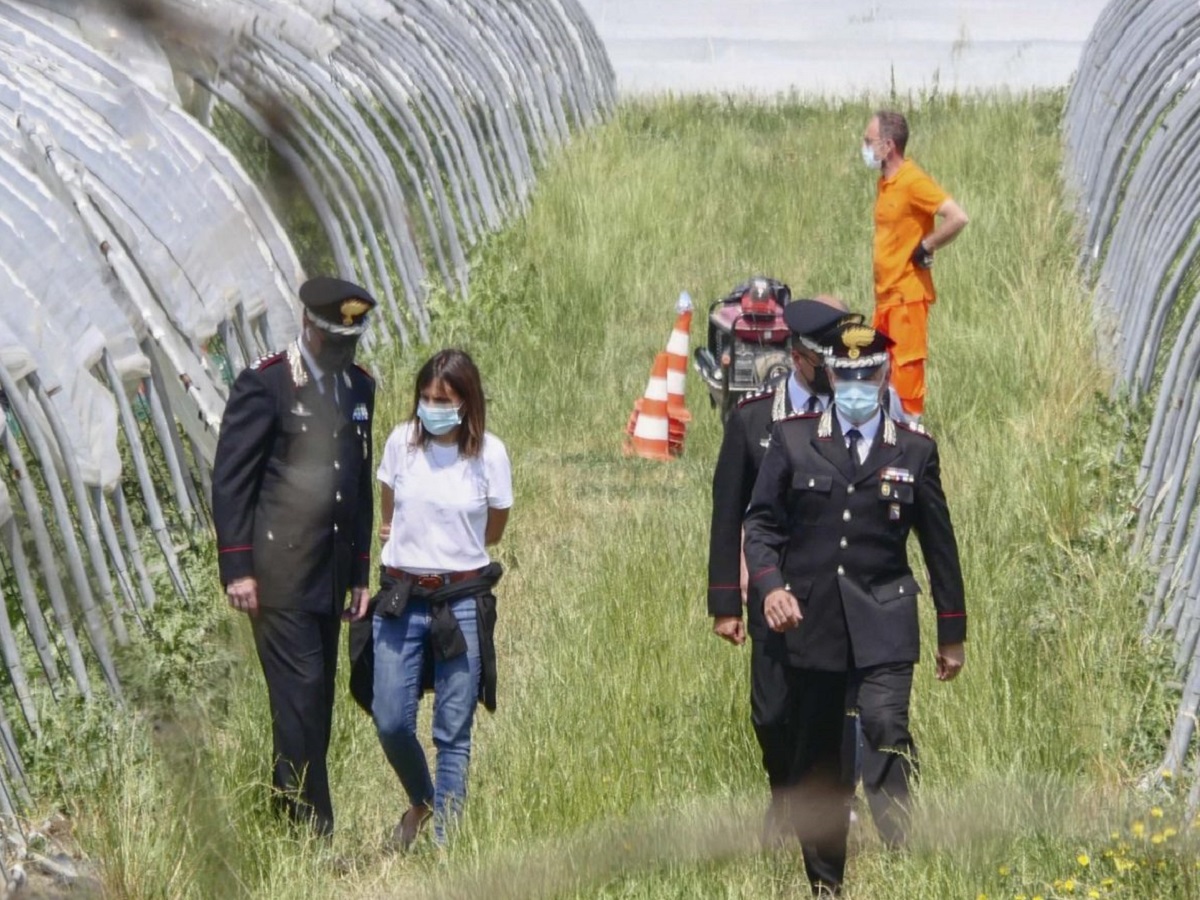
left=348, top=562, right=503, bottom=716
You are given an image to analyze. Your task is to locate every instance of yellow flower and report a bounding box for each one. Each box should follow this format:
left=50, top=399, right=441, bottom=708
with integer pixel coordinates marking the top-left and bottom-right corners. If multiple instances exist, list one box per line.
left=1087, top=892, right=1100, bottom=899
left=1114, top=857, right=1135, bottom=873
left=1164, top=826, right=1178, bottom=838
left=1150, top=806, right=1164, bottom=818
left=997, top=865, right=1010, bottom=877
left=976, top=894, right=987, bottom=900
left=1131, top=820, right=1145, bottom=837
left=1162, top=769, right=1173, bottom=779
left=1151, top=832, right=1165, bottom=845
left=1063, top=879, right=1076, bottom=893
left=1101, top=878, right=1114, bottom=888
left=1109, top=831, right=1120, bottom=840
left=1102, top=849, right=1114, bottom=859
left=1076, top=853, right=1090, bottom=867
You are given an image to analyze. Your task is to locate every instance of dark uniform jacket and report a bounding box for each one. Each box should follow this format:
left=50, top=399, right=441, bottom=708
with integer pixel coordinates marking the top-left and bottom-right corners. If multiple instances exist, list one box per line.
left=708, top=377, right=815, bottom=639
left=742, top=408, right=966, bottom=671
left=212, top=348, right=375, bottom=614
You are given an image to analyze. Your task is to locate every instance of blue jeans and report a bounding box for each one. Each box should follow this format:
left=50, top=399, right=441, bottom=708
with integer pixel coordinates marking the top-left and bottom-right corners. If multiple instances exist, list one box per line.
left=372, top=596, right=480, bottom=842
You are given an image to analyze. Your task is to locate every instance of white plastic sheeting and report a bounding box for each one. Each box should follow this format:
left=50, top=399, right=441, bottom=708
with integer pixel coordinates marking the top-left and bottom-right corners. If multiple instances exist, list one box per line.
left=0, top=0, right=614, bottom=817
left=1065, top=0, right=1200, bottom=816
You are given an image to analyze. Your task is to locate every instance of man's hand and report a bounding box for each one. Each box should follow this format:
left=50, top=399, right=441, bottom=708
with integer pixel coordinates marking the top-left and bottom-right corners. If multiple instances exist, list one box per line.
left=713, top=616, right=746, bottom=646
left=935, top=642, right=965, bottom=681
left=226, top=576, right=259, bottom=616
left=379, top=522, right=392, bottom=545
left=346, top=586, right=372, bottom=622
left=763, top=589, right=802, bottom=632
left=911, top=240, right=934, bottom=270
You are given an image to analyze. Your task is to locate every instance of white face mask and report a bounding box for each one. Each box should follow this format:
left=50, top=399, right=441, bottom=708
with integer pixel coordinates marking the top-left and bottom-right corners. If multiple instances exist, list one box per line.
left=861, top=143, right=882, bottom=170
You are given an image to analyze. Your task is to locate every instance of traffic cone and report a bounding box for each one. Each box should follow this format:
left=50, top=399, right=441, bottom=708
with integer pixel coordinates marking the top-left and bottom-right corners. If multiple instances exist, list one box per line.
left=624, top=352, right=673, bottom=461
left=665, top=292, right=692, bottom=426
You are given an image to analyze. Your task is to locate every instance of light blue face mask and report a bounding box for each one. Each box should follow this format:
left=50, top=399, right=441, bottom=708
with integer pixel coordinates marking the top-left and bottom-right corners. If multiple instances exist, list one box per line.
left=861, top=143, right=882, bottom=170
left=833, top=380, right=882, bottom=425
left=417, top=402, right=462, bottom=435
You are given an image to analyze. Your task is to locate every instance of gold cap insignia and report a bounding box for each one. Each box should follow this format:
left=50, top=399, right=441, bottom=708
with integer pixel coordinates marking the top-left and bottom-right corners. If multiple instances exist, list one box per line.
left=339, top=299, right=370, bottom=326
left=841, top=325, right=874, bottom=360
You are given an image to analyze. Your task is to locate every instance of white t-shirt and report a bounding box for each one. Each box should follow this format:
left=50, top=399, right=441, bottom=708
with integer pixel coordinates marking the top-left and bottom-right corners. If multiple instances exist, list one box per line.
left=378, top=422, right=513, bottom=573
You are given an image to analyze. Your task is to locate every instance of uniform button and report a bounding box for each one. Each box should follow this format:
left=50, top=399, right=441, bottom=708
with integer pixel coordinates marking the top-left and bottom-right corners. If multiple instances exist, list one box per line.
left=266, top=530, right=274, bottom=541
left=899, top=586, right=905, bottom=595
left=842, top=510, right=851, bottom=522
left=335, top=491, right=342, bottom=503
left=334, top=461, right=340, bottom=470
left=301, top=424, right=307, bottom=432
left=847, top=484, right=855, bottom=495
left=808, top=478, right=815, bottom=487
left=837, top=565, right=845, bottom=576
left=839, top=537, right=848, bottom=549
left=333, top=524, right=339, bottom=534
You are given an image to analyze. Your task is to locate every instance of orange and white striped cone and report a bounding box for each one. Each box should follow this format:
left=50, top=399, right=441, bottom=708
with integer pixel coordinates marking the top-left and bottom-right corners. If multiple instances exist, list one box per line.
left=624, top=352, right=673, bottom=461
left=625, top=399, right=641, bottom=437
left=665, top=292, right=693, bottom=426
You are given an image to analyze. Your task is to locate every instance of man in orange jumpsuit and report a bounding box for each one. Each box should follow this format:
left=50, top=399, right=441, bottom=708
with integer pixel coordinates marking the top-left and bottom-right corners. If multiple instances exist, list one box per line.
left=863, top=110, right=969, bottom=419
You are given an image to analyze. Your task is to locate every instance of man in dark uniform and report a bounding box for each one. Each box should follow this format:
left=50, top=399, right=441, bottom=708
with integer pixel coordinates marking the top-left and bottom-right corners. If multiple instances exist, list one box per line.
left=707, top=295, right=861, bottom=841
left=743, top=322, right=966, bottom=895
left=211, top=276, right=377, bottom=837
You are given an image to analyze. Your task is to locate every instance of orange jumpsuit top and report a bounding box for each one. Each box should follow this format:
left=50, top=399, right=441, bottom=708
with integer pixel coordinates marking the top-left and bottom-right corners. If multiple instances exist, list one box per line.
left=872, top=159, right=947, bottom=308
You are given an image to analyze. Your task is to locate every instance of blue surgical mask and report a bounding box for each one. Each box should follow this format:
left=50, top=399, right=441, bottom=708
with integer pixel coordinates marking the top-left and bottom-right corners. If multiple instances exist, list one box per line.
left=417, top=402, right=461, bottom=435
left=861, top=144, right=882, bottom=170
left=833, top=381, right=882, bottom=425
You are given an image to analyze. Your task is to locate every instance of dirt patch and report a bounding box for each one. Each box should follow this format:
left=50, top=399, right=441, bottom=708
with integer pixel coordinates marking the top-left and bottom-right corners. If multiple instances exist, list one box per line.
left=2, top=814, right=102, bottom=898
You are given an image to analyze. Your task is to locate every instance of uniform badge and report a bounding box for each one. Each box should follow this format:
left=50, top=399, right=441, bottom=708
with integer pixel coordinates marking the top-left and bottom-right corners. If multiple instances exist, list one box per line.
left=881, top=482, right=891, bottom=497
left=880, top=466, right=913, bottom=484
left=888, top=503, right=901, bottom=521
left=290, top=401, right=312, bottom=417
left=352, top=403, right=369, bottom=422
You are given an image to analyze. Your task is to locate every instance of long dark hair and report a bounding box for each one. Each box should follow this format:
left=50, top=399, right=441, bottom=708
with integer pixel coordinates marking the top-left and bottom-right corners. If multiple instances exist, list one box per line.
left=408, top=348, right=486, bottom=457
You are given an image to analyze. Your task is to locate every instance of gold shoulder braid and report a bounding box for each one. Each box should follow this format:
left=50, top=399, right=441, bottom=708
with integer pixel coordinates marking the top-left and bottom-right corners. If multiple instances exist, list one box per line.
left=287, top=339, right=309, bottom=388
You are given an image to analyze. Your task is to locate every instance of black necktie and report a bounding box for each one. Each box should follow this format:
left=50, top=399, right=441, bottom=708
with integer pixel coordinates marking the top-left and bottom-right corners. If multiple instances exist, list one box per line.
left=323, top=372, right=339, bottom=409
left=805, top=395, right=820, bottom=414
left=846, top=428, right=862, bottom=470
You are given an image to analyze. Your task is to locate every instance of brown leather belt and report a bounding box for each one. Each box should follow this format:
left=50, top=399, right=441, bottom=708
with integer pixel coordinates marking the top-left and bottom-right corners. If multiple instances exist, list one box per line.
left=384, top=566, right=483, bottom=590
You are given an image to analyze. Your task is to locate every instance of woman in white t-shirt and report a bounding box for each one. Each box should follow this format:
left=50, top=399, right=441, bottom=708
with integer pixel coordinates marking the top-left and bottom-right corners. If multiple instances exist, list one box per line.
left=373, top=349, right=512, bottom=849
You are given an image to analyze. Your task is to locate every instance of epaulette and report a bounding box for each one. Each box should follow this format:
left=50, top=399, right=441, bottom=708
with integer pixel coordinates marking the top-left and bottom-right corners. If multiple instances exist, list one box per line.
left=735, top=387, right=772, bottom=409
left=779, top=411, right=820, bottom=422
left=250, top=350, right=286, bottom=371
left=897, top=420, right=933, bottom=440
left=351, top=362, right=375, bottom=382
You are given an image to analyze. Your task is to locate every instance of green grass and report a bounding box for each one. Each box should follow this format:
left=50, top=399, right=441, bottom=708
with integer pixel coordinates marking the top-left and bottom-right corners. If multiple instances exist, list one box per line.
left=37, top=93, right=1196, bottom=898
